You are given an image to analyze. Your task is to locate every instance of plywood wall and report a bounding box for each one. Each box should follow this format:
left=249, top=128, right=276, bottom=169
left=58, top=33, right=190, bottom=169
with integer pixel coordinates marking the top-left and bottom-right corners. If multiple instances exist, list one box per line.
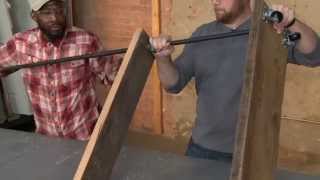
left=73, top=0, right=151, bottom=49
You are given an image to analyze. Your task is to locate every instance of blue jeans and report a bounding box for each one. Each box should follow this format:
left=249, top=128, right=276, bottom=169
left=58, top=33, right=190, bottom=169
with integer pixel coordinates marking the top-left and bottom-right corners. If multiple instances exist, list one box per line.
left=185, top=138, right=233, bottom=163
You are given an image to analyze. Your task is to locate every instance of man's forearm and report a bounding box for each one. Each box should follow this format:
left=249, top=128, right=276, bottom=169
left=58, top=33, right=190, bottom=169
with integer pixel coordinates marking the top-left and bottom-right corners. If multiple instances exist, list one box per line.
left=155, top=56, right=179, bottom=90
left=290, top=19, right=318, bottom=54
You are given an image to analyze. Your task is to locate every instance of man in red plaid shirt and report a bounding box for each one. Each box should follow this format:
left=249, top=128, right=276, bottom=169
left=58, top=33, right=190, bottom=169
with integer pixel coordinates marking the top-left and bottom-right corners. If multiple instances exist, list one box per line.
left=0, top=0, right=122, bottom=140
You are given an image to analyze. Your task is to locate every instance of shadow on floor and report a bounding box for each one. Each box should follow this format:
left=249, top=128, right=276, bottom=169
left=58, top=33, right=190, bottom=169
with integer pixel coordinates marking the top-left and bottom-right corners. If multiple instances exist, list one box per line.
left=0, top=115, right=35, bottom=132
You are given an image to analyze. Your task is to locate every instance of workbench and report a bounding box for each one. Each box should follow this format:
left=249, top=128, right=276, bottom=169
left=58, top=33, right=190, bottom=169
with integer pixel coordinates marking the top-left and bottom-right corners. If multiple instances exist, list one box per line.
left=0, top=129, right=318, bottom=180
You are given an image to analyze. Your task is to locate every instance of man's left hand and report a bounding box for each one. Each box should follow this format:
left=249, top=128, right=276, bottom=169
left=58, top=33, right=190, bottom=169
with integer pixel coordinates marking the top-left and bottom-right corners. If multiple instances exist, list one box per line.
left=272, top=4, right=295, bottom=33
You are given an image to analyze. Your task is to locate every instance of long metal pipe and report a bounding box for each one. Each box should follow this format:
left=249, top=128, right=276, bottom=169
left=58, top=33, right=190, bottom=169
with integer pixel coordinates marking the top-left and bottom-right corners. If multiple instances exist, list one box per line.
left=1, top=29, right=250, bottom=74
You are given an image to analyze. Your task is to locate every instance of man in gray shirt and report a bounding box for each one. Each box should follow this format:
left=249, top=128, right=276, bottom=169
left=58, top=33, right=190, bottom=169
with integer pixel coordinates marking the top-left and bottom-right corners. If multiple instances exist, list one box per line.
left=150, top=0, right=320, bottom=162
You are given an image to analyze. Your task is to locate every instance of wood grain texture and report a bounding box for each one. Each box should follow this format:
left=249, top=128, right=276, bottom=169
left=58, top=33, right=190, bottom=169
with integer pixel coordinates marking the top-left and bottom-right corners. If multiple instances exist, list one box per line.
left=230, top=1, right=288, bottom=180
left=73, top=0, right=160, bottom=134
left=74, top=29, right=154, bottom=180
left=150, top=0, right=163, bottom=134
left=278, top=118, right=320, bottom=175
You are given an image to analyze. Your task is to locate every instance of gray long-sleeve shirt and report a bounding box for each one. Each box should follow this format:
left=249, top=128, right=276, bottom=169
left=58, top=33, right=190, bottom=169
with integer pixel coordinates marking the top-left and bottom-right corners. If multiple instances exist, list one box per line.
left=167, top=19, right=320, bottom=153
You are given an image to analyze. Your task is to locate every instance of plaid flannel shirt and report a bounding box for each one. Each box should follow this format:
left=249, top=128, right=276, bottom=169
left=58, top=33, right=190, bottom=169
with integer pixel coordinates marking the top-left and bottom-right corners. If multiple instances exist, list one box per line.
left=0, top=26, right=121, bottom=140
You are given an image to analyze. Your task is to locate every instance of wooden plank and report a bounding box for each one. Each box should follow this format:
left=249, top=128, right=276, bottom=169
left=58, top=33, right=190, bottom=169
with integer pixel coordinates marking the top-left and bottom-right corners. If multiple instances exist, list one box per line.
left=230, top=1, right=288, bottom=180
left=151, top=0, right=163, bottom=134
left=74, top=29, right=154, bottom=180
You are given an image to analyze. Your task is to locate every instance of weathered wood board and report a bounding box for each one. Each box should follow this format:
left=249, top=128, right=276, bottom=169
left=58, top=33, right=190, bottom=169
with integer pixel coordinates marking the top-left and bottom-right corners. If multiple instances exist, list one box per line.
left=230, top=1, right=289, bottom=180
left=74, top=29, right=154, bottom=180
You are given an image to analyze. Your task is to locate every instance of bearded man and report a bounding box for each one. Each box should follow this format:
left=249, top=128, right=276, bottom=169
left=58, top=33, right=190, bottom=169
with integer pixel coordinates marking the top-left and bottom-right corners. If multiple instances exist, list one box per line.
left=150, top=0, right=320, bottom=162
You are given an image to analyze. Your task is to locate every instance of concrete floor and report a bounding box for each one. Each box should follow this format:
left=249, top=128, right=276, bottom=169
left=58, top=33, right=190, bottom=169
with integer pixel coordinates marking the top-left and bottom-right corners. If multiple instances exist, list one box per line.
left=0, top=116, right=188, bottom=156
left=1, top=116, right=320, bottom=176
left=126, top=131, right=189, bottom=155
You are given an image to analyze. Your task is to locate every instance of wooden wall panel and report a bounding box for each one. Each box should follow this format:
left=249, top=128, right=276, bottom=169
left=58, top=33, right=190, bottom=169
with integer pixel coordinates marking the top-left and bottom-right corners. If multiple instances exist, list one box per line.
left=282, top=65, right=320, bottom=122
left=278, top=118, right=320, bottom=175
left=73, top=0, right=160, bottom=134
left=73, top=0, right=152, bottom=49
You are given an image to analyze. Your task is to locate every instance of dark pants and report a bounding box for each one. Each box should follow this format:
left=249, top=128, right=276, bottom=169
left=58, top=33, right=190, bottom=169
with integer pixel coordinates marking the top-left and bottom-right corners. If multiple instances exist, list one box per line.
left=185, top=138, right=233, bottom=163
